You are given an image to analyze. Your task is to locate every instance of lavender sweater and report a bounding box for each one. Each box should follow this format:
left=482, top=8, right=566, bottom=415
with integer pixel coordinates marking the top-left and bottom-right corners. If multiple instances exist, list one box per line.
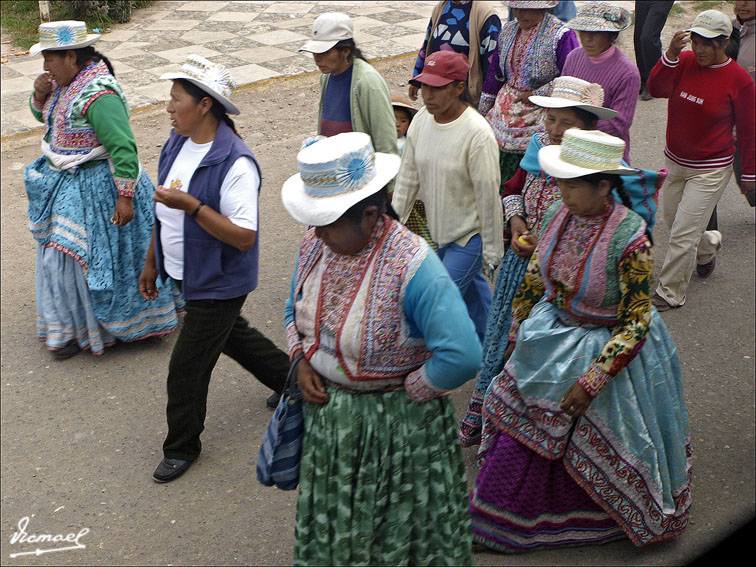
left=562, top=46, right=640, bottom=163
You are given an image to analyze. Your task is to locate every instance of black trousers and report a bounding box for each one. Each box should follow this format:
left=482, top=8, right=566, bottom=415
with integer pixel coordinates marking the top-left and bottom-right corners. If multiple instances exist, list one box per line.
left=162, top=293, right=289, bottom=460
left=634, top=1, right=675, bottom=85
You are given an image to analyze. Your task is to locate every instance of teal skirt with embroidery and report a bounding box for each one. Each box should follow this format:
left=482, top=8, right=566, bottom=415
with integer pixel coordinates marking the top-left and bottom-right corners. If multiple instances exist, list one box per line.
left=294, top=387, right=472, bottom=566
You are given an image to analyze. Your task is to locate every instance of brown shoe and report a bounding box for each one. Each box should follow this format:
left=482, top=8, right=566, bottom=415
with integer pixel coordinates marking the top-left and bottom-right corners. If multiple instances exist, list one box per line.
left=696, top=258, right=716, bottom=278
left=652, top=292, right=674, bottom=312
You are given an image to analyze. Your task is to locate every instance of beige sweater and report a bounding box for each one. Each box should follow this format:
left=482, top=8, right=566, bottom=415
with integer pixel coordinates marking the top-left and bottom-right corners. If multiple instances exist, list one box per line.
left=393, top=106, right=503, bottom=267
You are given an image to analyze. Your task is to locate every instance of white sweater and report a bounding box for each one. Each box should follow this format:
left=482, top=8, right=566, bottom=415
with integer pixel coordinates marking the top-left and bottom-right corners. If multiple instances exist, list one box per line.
left=392, top=106, right=503, bottom=267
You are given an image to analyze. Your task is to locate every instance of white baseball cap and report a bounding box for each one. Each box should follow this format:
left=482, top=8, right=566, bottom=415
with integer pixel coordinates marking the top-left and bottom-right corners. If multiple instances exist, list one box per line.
left=687, top=9, right=732, bottom=39
left=299, top=12, right=353, bottom=54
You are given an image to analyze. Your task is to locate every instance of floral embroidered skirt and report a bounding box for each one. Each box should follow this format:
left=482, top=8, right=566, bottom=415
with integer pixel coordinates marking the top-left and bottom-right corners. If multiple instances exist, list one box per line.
left=472, top=300, right=692, bottom=549
left=294, top=387, right=471, bottom=566
left=26, top=157, right=182, bottom=355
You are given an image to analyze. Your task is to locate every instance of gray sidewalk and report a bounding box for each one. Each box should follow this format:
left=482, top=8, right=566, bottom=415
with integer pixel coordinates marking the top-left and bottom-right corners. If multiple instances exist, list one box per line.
left=1, top=0, right=441, bottom=139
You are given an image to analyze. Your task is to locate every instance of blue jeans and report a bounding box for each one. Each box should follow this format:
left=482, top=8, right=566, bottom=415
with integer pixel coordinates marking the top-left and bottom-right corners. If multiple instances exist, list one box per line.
left=437, top=234, right=491, bottom=343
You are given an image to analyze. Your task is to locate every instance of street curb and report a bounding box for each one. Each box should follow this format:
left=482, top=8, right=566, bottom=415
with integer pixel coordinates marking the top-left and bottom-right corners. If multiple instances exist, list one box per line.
left=1, top=51, right=416, bottom=145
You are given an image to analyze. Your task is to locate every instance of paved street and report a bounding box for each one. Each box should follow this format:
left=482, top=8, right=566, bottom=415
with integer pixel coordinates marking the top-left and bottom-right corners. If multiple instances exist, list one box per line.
left=1, top=1, right=753, bottom=565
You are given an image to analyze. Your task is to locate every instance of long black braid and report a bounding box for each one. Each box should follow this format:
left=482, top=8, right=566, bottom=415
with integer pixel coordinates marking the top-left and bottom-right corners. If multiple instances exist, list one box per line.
left=583, top=172, right=652, bottom=241
left=73, top=46, right=115, bottom=76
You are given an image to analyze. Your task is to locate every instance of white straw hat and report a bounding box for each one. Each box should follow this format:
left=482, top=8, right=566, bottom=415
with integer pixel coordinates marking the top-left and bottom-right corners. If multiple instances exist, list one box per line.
left=282, top=132, right=401, bottom=226
left=529, top=76, right=618, bottom=120
left=299, top=12, right=354, bottom=54
left=160, top=54, right=240, bottom=115
left=30, top=21, right=100, bottom=56
left=538, top=129, right=637, bottom=178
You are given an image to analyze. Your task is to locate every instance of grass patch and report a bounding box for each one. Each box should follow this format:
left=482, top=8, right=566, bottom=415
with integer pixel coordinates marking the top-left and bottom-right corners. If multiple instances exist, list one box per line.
left=1, top=1, right=152, bottom=50
left=670, top=4, right=687, bottom=16
left=692, top=1, right=729, bottom=11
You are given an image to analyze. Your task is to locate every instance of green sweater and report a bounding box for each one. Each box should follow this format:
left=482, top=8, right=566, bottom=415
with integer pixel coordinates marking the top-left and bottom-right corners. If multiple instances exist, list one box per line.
left=317, top=57, right=399, bottom=158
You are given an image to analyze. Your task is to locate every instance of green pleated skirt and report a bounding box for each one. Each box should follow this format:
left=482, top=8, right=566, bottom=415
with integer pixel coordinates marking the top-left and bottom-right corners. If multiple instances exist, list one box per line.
left=293, top=387, right=472, bottom=566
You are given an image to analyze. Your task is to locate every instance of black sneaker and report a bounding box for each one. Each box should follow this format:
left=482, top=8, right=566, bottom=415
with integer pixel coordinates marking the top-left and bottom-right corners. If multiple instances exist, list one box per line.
left=640, top=86, right=653, bottom=101
left=266, top=391, right=281, bottom=409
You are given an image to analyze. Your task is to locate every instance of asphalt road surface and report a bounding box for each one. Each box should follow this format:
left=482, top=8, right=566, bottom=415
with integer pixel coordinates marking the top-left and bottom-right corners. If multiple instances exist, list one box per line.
left=1, top=55, right=753, bottom=566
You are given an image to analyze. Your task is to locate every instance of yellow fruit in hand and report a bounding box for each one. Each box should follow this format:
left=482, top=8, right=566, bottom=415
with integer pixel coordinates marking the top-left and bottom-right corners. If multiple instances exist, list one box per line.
left=517, top=235, right=531, bottom=246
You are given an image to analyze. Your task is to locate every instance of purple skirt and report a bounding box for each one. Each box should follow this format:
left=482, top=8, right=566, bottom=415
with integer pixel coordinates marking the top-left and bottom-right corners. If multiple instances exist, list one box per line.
left=471, top=431, right=626, bottom=551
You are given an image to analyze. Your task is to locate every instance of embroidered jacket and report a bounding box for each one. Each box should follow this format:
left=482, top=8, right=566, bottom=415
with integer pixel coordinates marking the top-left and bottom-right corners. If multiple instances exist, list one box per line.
left=284, top=216, right=482, bottom=401
left=510, top=202, right=652, bottom=398
left=29, top=61, right=139, bottom=197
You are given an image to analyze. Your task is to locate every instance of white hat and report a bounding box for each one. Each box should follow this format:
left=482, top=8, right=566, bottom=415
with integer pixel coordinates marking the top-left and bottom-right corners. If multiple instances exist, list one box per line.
left=529, top=76, right=618, bottom=120
left=282, top=132, right=401, bottom=226
left=687, top=10, right=733, bottom=39
left=538, top=129, right=637, bottom=178
left=299, top=12, right=353, bottom=54
left=160, top=54, right=240, bottom=115
left=30, top=21, right=100, bottom=56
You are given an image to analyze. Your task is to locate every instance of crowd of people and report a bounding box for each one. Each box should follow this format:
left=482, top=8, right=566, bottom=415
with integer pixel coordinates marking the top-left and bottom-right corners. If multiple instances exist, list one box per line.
left=21, top=0, right=755, bottom=564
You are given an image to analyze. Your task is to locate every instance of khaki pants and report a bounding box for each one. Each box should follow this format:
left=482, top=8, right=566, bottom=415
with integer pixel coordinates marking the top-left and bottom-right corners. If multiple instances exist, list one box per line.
left=655, top=158, right=731, bottom=306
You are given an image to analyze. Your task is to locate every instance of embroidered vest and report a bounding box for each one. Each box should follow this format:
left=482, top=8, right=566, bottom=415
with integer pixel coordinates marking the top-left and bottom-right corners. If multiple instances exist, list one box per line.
left=497, top=12, right=565, bottom=90
left=539, top=203, right=646, bottom=326
left=293, top=217, right=432, bottom=382
left=42, top=61, right=128, bottom=156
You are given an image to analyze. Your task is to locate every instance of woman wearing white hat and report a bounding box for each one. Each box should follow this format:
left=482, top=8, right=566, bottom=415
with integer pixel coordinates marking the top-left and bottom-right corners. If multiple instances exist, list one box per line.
left=282, top=132, right=481, bottom=565
left=299, top=12, right=398, bottom=159
left=140, top=55, right=291, bottom=484
left=24, top=21, right=181, bottom=359
left=647, top=9, right=755, bottom=310
left=470, top=129, right=691, bottom=551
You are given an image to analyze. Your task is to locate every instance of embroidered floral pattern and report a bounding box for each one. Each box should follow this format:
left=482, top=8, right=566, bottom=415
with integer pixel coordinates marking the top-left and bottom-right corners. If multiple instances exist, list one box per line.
left=113, top=176, right=136, bottom=198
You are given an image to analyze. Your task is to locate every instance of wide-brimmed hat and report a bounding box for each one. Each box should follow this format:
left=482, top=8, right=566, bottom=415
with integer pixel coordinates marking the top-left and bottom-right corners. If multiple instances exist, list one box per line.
left=506, top=1, right=559, bottom=9
left=299, top=12, right=353, bottom=54
left=538, top=129, right=637, bottom=178
left=529, top=76, right=618, bottom=120
left=566, top=1, right=632, bottom=32
left=30, top=21, right=100, bottom=56
left=413, top=51, right=470, bottom=87
left=687, top=10, right=732, bottom=39
left=160, top=54, right=239, bottom=115
left=391, top=95, right=418, bottom=117
left=282, top=132, right=401, bottom=226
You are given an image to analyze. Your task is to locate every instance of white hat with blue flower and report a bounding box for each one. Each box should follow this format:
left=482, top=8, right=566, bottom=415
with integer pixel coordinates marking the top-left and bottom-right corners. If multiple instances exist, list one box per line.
left=282, top=132, right=401, bottom=226
left=30, top=21, right=100, bottom=56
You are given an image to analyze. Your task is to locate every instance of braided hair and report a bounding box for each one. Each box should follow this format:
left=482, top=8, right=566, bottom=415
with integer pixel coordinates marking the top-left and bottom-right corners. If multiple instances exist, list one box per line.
left=73, top=46, right=115, bottom=76
left=582, top=172, right=652, bottom=241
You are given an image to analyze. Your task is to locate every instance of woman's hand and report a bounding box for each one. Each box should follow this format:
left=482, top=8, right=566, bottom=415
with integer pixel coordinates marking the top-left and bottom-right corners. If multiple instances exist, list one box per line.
left=509, top=216, right=537, bottom=258
left=667, top=30, right=689, bottom=60
left=139, top=262, right=159, bottom=301
left=408, top=84, right=419, bottom=101
left=297, top=357, right=329, bottom=405
left=111, top=196, right=134, bottom=226
left=513, top=90, right=533, bottom=104
left=560, top=381, right=592, bottom=418
left=33, top=73, right=52, bottom=103
left=154, top=184, right=196, bottom=212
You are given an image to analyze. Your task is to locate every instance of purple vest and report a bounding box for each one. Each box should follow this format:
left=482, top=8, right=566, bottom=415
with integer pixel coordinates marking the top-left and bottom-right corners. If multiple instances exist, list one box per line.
left=155, top=121, right=260, bottom=300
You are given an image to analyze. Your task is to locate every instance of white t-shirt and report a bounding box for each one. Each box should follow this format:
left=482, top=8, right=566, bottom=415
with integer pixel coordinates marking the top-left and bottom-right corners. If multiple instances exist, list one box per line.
left=155, top=138, right=260, bottom=281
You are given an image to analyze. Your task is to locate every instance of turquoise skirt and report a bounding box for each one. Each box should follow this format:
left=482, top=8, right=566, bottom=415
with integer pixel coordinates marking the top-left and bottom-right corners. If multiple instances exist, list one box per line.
left=294, top=387, right=472, bottom=566
left=479, top=300, right=692, bottom=546
left=26, top=157, right=182, bottom=354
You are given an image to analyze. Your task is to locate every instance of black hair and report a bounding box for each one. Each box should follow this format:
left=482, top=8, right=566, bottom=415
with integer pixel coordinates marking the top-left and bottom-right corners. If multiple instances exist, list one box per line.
left=692, top=32, right=730, bottom=50
left=581, top=172, right=631, bottom=209
left=547, top=106, right=599, bottom=129
left=342, top=186, right=399, bottom=228
left=175, top=78, right=240, bottom=138
left=334, top=38, right=367, bottom=63
left=49, top=46, right=115, bottom=76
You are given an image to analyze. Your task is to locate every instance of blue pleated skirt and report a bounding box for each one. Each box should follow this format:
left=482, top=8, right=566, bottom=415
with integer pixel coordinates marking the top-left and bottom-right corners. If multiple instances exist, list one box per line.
left=26, top=157, right=182, bottom=354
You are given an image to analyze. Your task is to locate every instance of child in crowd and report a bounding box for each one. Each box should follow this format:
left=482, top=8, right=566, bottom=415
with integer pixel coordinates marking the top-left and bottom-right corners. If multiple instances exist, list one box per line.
left=391, top=95, right=417, bottom=154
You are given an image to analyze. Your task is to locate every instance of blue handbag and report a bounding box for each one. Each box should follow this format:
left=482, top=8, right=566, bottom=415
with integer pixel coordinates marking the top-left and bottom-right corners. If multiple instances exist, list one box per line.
left=255, top=353, right=305, bottom=490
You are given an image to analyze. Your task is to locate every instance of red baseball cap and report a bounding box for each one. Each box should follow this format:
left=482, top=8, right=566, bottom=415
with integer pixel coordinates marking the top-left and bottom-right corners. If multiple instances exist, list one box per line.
left=413, top=51, right=470, bottom=87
